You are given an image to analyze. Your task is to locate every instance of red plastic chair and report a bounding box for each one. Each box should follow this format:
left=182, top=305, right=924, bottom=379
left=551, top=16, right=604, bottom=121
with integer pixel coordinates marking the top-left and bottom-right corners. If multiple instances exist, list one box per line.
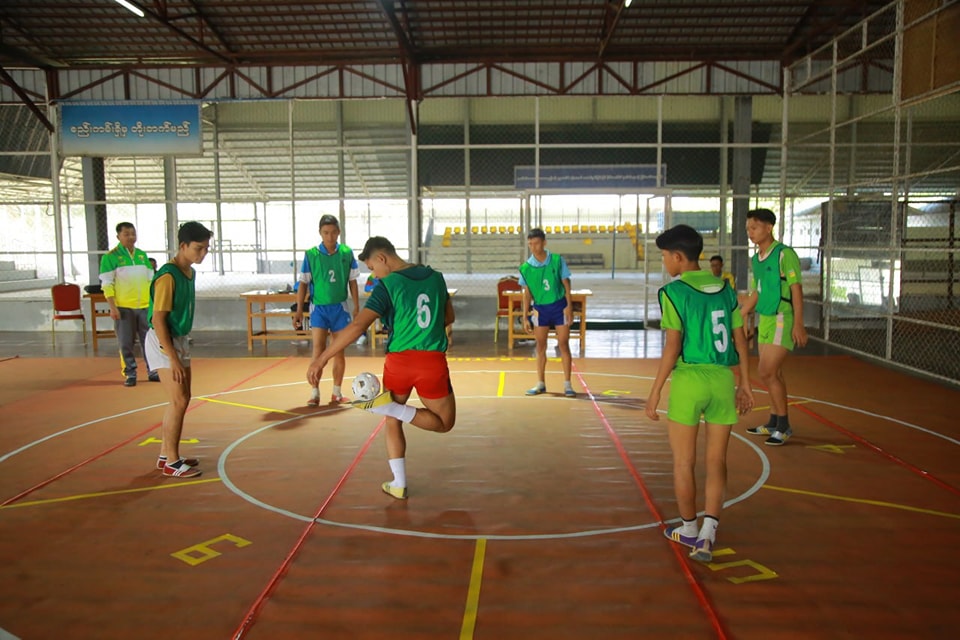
left=494, top=276, right=520, bottom=342
left=51, top=283, right=87, bottom=346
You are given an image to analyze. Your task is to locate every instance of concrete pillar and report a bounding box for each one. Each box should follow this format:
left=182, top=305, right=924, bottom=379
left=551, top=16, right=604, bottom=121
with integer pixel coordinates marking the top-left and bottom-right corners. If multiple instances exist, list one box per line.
left=82, top=157, right=108, bottom=286
left=731, top=96, right=752, bottom=289
left=164, top=156, right=178, bottom=256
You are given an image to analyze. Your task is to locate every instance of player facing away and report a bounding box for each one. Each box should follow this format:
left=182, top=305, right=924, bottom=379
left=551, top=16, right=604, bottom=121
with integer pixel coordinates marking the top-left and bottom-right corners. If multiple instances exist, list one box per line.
left=306, top=236, right=456, bottom=500
left=645, top=224, right=754, bottom=562
left=519, top=228, right=576, bottom=398
left=294, top=214, right=360, bottom=406
left=145, top=221, right=213, bottom=478
left=739, top=208, right=808, bottom=446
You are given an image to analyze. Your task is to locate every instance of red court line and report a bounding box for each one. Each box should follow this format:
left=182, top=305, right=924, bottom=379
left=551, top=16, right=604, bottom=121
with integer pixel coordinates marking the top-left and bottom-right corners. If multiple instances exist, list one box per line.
left=748, top=377, right=960, bottom=499
left=792, top=403, right=960, bottom=498
left=231, top=418, right=385, bottom=640
left=572, top=364, right=730, bottom=640
left=0, top=357, right=292, bottom=507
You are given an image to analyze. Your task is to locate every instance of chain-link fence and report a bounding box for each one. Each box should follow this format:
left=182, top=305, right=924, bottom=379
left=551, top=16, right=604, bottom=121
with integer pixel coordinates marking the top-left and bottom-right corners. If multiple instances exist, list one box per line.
left=785, top=0, right=960, bottom=383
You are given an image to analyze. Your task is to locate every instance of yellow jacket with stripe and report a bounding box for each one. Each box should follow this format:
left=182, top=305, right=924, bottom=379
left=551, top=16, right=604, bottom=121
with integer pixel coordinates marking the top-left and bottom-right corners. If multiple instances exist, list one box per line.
left=99, top=244, right=153, bottom=309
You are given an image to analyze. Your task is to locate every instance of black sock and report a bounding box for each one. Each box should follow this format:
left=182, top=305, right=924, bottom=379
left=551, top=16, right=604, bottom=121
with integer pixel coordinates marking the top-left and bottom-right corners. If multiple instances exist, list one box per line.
left=776, top=414, right=791, bottom=430
left=764, top=414, right=777, bottom=428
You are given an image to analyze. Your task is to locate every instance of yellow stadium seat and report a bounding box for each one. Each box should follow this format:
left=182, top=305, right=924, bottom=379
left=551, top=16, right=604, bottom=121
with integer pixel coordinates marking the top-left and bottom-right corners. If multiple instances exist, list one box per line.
left=616, top=224, right=625, bottom=233
left=508, top=226, right=516, bottom=233
left=499, top=226, right=506, bottom=234
left=442, top=238, right=451, bottom=247
left=471, top=226, right=479, bottom=234
left=562, top=226, right=570, bottom=233
left=444, top=228, right=452, bottom=237
left=481, top=226, right=488, bottom=234
left=598, top=225, right=607, bottom=233
left=454, top=226, right=461, bottom=234
left=589, top=225, right=598, bottom=233
left=571, top=225, right=580, bottom=233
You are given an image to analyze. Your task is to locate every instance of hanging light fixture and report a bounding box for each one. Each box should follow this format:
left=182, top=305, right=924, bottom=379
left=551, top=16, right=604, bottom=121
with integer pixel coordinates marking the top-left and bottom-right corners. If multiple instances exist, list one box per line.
left=114, top=0, right=145, bottom=18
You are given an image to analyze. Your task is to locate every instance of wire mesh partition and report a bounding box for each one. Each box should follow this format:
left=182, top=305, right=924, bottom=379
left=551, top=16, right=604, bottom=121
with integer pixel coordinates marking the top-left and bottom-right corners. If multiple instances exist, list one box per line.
left=784, top=0, right=960, bottom=383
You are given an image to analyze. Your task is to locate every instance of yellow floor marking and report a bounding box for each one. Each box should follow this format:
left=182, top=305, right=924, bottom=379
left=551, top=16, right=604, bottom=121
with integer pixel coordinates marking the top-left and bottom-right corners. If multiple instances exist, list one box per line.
left=497, top=372, right=505, bottom=397
left=199, top=397, right=301, bottom=415
left=763, top=484, right=960, bottom=520
left=460, top=538, right=487, bottom=640
left=751, top=399, right=810, bottom=412
left=138, top=437, right=198, bottom=446
left=1, top=478, right=221, bottom=509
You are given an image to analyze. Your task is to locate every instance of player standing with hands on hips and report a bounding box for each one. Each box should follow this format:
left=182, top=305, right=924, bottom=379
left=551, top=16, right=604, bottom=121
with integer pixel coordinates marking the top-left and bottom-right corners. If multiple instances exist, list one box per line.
left=306, top=236, right=456, bottom=500
left=646, top=224, right=753, bottom=562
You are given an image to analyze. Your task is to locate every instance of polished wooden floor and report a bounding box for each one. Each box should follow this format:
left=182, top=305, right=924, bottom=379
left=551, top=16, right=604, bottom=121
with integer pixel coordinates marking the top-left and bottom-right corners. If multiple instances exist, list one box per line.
left=0, top=330, right=958, bottom=639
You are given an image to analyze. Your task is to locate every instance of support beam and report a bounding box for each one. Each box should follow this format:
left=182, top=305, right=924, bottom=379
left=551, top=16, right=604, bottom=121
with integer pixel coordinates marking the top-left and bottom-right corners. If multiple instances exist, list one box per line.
left=731, top=96, right=752, bottom=290
left=598, top=0, right=630, bottom=59
left=82, top=158, right=109, bottom=287
left=0, top=66, right=54, bottom=132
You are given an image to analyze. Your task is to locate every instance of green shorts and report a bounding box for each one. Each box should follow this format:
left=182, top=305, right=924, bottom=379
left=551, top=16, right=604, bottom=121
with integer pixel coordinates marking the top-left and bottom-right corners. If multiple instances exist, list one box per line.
left=667, top=365, right=738, bottom=426
left=758, top=313, right=795, bottom=351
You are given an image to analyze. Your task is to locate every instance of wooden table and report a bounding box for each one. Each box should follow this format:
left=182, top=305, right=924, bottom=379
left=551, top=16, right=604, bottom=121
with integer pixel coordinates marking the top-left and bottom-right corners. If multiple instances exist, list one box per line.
left=83, top=292, right=116, bottom=350
left=505, top=289, right=593, bottom=355
left=241, top=290, right=310, bottom=351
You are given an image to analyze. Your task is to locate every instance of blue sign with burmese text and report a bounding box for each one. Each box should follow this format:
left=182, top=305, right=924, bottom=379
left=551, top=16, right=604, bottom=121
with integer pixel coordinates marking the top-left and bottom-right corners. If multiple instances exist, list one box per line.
left=60, top=102, right=202, bottom=157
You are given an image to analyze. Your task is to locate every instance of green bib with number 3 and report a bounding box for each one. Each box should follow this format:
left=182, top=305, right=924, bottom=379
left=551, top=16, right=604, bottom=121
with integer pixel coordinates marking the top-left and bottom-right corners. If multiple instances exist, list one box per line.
left=519, top=253, right=565, bottom=306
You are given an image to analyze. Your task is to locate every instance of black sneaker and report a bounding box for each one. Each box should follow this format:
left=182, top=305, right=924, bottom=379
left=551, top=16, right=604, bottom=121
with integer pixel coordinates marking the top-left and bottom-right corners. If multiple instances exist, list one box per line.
left=148, top=372, right=160, bottom=383
left=124, top=377, right=137, bottom=387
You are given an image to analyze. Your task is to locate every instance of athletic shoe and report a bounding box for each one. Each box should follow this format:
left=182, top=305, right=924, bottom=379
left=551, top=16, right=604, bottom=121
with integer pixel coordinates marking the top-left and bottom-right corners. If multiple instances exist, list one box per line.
left=663, top=526, right=698, bottom=548
left=124, top=377, right=136, bottom=387
left=525, top=385, right=546, bottom=396
left=690, top=538, right=714, bottom=562
left=330, top=394, right=348, bottom=404
left=306, top=395, right=321, bottom=407
left=563, top=388, right=576, bottom=398
left=381, top=481, right=408, bottom=500
left=162, top=461, right=202, bottom=478
left=148, top=372, right=160, bottom=383
left=765, top=429, right=793, bottom=446
left=746, top=425, right=774, bottom=436
left=156, top=457, right=199, bottom=470
left=351, top=390, right=393, bottom=411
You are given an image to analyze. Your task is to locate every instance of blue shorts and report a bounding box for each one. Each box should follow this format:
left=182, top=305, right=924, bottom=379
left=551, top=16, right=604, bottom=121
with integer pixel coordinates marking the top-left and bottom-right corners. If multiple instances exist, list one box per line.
left=532, top=298, right=568, bottom=329
left=310, top=302, right=351, bottom=332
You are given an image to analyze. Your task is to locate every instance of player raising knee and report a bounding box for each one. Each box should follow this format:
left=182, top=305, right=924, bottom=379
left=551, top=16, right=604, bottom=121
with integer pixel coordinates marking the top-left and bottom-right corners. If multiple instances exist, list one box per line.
left=306, top=236, right=455, bottom=500
left=645, top=224, right=753, bottom=562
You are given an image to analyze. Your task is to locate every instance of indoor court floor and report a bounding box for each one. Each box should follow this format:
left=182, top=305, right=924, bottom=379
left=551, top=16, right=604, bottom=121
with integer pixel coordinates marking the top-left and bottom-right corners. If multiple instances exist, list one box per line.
left=0, top=331, right=958, bottom=639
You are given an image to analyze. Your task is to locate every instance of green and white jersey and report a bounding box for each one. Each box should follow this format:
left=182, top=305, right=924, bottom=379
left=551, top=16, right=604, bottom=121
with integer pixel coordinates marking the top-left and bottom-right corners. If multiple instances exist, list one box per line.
left=364, top=265, right=449, bottom=353
left=750, top=242, right=802, bottom=316
left=519, top=252, right=566, bottom=306
left=148, top=263, right=196, bottom=337
left=659, top=270, right=741, bottom=368
left=99, top=244, right=153, bottom=309
left=301, top=243, right=358, bottom=306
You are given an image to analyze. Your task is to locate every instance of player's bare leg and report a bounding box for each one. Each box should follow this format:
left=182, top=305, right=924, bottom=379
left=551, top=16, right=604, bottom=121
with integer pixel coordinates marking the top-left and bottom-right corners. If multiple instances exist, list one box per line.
left=158, top=368, right=200, bottom=476
left=308, top=327, right=330, bottom=404
left=329, top=329, right=347, bottom=402
left=527, top=325, right=551, bottom=395
left=555, top=324, right=576, bottom=396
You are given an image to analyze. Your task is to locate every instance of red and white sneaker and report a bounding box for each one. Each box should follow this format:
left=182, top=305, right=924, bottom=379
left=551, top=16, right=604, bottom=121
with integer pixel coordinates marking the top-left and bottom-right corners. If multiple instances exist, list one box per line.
left=162, top=460, right=203, bottom=478
left=156, top=457, right=199, bottom=470
left=306, top=395, right=321, bottom=407
left=330, top=393, right=349, bottom=404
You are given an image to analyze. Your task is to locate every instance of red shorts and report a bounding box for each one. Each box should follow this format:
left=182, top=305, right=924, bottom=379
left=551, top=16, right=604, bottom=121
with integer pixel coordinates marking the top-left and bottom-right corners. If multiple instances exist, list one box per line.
left=382, top=351, right=452, bottom=400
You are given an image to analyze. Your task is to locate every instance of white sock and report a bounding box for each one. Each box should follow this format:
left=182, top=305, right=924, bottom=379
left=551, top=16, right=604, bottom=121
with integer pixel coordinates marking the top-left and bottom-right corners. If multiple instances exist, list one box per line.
left=309, top=387, right=320, bottom=398
left=388, top=457, right=406, bottom=488
left=679, top=517, right=698, bottom=537
left=564, top=380, right=573, bottom=390
left=370, top=402, right=417, bottom=423
left=699, top=515, right=719, bottom=542
left=535, top=380, right=546, bottom=390
left=332, top=385, right=342, bottom=397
